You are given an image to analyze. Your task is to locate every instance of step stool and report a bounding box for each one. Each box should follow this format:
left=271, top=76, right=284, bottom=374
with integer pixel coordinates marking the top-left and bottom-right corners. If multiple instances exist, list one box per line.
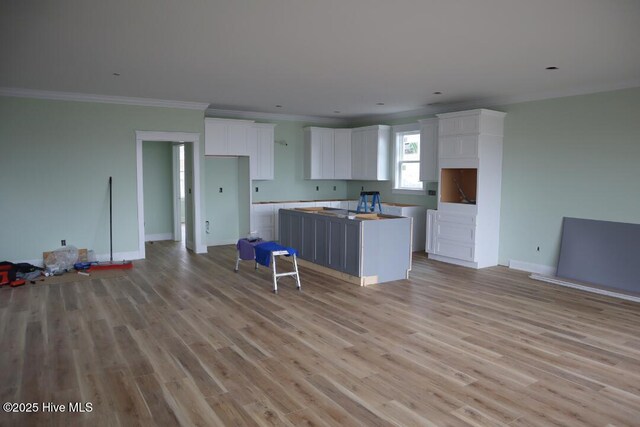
left=356, top=191, right=382, bottom=213
left=269, top=250, right=301, bottom=294
left=237, top=239, right=301, bottom=293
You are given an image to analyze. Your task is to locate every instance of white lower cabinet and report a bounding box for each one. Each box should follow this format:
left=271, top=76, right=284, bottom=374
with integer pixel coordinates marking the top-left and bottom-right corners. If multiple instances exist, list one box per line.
left=426, top=210, right=436, bottom=254
left=382, top=204, right=427, bottom=252
left=250, top=204, right=276, bottom=242
left=426, top=209, right=477, bottom=263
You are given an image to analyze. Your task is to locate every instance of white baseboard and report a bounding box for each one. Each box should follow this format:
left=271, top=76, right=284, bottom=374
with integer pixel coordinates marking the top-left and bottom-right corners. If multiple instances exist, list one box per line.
left=530, top=274, right=640, bottom=303
left=145, top=233, right=173, bottom=242
left=196, top=244, right=209, bottom=254
left=428, top=254, right=479, bottom=269
left=509, top=259, right=556, bottom=276
left=14, top=250, right=142, bottom=268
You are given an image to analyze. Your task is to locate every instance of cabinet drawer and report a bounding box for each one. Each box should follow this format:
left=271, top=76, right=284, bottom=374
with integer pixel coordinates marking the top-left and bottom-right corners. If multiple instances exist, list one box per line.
left=439, top=115, right=479, bottom=136
left=435, top=222, right=475, bottom=244
left=436, top=212, right=476, bottom=226
left=435, top=238, right=475, bottom=261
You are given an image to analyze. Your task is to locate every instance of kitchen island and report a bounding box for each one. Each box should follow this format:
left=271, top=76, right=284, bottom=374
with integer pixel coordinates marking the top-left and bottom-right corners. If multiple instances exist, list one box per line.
left=278, top=207, right=412, bottom=285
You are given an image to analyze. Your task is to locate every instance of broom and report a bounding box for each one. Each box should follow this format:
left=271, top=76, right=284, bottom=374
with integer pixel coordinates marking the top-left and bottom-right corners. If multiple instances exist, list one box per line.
left=88, top=177, right=134, bottom=271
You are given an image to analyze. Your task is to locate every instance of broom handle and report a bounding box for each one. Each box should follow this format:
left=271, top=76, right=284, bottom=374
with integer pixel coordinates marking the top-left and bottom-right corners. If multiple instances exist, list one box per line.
left=109, top=176, right=113, bottom=262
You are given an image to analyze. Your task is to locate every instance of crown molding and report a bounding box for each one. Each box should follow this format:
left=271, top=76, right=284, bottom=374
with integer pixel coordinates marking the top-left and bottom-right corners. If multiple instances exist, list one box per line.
left=354, top=78, right=640, bottom=125
left=205, top=107, right=349, bottom=125
left=0, top=87, right=210, bottom=111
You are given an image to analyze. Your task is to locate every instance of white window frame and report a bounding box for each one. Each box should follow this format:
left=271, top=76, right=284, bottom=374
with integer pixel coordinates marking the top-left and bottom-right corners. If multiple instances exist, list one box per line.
left=392, top=123, right=425, bottom=195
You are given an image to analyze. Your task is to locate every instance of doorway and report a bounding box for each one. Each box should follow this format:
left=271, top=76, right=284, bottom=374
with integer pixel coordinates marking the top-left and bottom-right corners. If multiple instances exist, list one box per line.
left=172, top=144, right=186, bottom=243
left=135, top=131, right=204, bottom=259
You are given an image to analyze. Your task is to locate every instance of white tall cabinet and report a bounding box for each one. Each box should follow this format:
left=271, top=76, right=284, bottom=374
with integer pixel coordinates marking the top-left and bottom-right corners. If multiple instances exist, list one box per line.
left=418, top=118, right=438, bottom=182
left=426, top=109, right=506, bottom=269
left=205, top=118, right=275, bottom=180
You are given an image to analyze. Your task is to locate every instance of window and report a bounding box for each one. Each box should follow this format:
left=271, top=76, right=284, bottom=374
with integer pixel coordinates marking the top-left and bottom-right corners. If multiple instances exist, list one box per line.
left=393, top=126, right=424, bottom=193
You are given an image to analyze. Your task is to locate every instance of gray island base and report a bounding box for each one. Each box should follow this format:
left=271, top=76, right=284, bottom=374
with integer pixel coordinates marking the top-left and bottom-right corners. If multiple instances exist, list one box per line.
left=278, top=208, right=412, bottom=286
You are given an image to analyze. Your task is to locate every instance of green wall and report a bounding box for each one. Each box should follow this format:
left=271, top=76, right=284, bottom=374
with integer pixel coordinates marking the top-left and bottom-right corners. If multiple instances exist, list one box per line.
left=142, top=141, right=174, bottom=238
left=204, top=157, right=241, bottom=245
left=0, top=96, right=203, bottom=261
left=497, top=88, right=640, bottom=268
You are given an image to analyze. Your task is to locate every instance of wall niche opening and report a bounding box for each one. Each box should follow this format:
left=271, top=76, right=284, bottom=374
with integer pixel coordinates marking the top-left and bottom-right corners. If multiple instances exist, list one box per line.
left=440, top=168, right=477, bottom=204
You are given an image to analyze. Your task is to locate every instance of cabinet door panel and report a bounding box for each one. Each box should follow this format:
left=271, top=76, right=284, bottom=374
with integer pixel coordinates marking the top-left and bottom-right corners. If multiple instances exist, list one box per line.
left=278, top=211, right=290, bottom=244
left=256, top=126, right=274, bottom=180
left=327, top=219, right=344, bottom=271
left=247, top=127, right=259, bottom=179
left=320, top=129, right=335, bottom=179
left=301, top=216, right=315, bottom=261
left=435, top=238, right=474, bottom=261
left=344, top=222, right=361, bottom=276
left=426, top=210, right=436, bottom=254
left=436, top=222, right=475, bottom=244
left=205, top=121, right=228, bottom=155
left=351, top=131, right=364, bottom=179
left=289, top=214, right=303, bottom=256
left=458, top=135, right=478, bottom=158
left=419, top=120, right=438, bottom=182
left=439, top=115, right=479, bottom=136
left=315, top=217, right=329, bottom=266
left=228, top=124, right=249, bottom=156
left=334, top=129, right=351, bottom=179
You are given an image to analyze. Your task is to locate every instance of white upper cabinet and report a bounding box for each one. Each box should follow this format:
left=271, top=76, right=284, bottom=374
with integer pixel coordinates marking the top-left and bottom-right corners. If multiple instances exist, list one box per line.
left=205, top=118, right=275, bottom=180
left=333, top=129, right=352, bottom=179
left=418, top=118, right=438, bottom=182
left=254, top=123, right=275, bottom=180
left=351, top=125, right=390, bottom=181
left=304, top=127, right=347, bottom=180
left=205, top=118, right=256, bottom=156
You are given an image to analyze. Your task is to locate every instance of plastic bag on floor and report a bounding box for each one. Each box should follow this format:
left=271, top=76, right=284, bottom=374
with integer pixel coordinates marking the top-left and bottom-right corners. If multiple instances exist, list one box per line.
left=44, top=245, right=79, bottom=273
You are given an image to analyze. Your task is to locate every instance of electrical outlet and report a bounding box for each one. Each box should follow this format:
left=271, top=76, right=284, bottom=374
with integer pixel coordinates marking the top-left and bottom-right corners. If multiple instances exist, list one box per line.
left=219, top=187, right=223, bottom=193
left=333, top=186, right=336, bottom=191
left=61, top=240, right=66, bottom=246
left=428, top=190, right=437, bottom=196
left=537, top=246, right=540, bottom=252
left=255, top=187, right=259, bottom=192
left=316, top=186, right=319, bottom=191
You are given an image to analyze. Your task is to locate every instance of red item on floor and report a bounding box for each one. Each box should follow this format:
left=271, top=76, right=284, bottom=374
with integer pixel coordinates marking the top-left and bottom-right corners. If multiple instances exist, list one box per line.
left=9, top=279, right=26, bottom=287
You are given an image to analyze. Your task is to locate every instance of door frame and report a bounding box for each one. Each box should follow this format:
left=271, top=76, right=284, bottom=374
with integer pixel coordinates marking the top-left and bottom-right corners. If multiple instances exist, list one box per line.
left=136, top=131, right=205, bottom=258
left=172, top=144, right=182, bottom=241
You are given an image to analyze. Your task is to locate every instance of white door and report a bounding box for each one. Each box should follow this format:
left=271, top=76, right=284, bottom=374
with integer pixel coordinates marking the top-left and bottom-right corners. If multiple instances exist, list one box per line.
left=320, top=128, right=335, bottom=179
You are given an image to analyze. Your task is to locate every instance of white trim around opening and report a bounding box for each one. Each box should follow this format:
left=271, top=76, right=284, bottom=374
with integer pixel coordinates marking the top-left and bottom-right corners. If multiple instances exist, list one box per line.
left=136, top=131, right=206, bottom=259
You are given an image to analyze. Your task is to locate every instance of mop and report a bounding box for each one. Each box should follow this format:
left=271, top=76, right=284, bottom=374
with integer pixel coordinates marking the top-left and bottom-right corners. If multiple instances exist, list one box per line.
left=88, top=177, right=134, bottom=271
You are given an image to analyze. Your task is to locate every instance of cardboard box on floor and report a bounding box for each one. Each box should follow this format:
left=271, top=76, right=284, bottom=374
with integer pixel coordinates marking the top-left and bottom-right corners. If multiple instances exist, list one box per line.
left=43, top=248, right=88, bottom=264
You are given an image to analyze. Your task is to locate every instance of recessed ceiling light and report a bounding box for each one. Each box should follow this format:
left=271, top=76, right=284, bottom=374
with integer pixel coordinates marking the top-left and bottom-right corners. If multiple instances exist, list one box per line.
left=545, top=66, right=559, bottom=70
left=112, top=72, right=121, bottom=76
left=333, top=110, right=341, bottom=114
left=433, top=91, right=442, bottom=95
left=376, top=102, right=385, bottom=106
left=275, top=105, right=282, bottom=108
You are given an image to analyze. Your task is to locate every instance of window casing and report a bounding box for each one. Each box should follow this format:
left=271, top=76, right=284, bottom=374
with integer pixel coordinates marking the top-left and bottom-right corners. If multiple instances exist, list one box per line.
left=393, top=127, right=424, bottom=193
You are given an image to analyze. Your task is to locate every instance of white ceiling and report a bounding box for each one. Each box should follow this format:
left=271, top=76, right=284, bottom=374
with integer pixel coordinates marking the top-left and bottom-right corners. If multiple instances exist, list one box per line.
left=1, top=0, right=639, bottom=119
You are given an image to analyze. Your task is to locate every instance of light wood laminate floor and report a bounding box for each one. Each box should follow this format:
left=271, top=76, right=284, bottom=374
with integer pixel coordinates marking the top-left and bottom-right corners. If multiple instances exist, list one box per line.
left=1, top=241, right=639, bottom=426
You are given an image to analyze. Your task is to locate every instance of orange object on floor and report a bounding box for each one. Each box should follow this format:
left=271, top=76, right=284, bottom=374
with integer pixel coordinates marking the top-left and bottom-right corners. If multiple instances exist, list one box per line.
left=10, top=279, right=26, bottom=287
left=88, top=261, right=133, bottom=272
